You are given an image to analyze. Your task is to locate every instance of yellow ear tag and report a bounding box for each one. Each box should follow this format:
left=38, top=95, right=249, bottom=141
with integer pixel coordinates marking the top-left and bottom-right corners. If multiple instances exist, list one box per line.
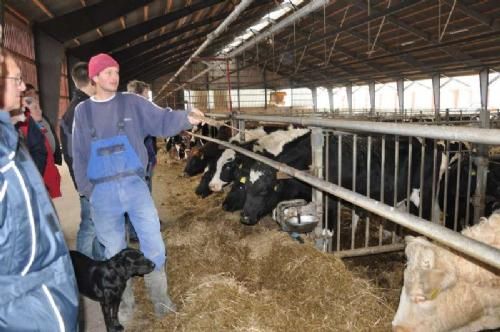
left=429, top=289, right=440, bottom=300
left=240, top=177, right=247, bottom=184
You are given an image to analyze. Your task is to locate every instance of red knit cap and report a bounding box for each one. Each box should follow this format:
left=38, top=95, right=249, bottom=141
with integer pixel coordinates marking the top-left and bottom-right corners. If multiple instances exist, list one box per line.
left=88, top=53, right=119, bottom=78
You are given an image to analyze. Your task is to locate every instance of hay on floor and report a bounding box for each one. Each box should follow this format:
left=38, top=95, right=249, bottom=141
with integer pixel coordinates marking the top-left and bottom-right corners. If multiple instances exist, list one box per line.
left=126, top=152, right=396, bottom=331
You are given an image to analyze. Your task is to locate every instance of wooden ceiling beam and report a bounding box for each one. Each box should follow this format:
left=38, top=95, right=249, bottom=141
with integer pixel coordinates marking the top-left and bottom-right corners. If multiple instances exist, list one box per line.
left=36, top=0, right=153, bottom=43
left=68, top=0, right=225, bottom=59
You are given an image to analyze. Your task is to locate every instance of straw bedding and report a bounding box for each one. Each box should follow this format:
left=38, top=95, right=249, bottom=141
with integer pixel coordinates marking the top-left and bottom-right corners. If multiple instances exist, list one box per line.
left=125, top=151, right=400, bottom=331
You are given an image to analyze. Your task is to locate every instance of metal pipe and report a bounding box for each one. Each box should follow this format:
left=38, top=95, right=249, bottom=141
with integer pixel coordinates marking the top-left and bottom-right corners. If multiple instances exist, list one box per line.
left=365, top=136, right=372, bottom=248
left=191, top=133, right=500, bottom=269
left=337, top=134, right=342, bottom=251
left=334, top=244, right=405, bottom=258
left=156, top=0, right=255, bottom=98
left=379, top=136, right=386, bottom=245
left=163, top=0, right=331, bottom=98
left=232, top=114, right=500, bottom=145
left=351, top=134, right=357, bottom=249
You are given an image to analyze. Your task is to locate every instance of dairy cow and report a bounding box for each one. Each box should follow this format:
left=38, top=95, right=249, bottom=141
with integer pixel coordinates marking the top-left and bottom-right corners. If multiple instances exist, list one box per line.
left=240, top=134, right=445, bottom=226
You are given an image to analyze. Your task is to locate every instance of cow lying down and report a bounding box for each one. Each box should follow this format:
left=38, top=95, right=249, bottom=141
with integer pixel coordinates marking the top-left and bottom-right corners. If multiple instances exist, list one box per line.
left=392, top=212, right=500, bottom=332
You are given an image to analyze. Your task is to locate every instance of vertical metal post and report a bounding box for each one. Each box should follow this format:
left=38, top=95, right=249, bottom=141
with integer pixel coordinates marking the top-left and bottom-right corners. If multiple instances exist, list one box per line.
left=236, top=58, right=241, bottom=112
left=206, top=73, right=211, bottom=112
left=312, top=127, right=325, bottom=250
left=226, top=59, right=233, bottom=113
left=346, top=83, right=353, bottom=115
left=432, top=73, right=440, bottom=122
left=397, top=78, right=404, bottom=116
left=263, top=68, right=267, bottom=110
left=328, top=87, right=334, bottom=113
left=369, top=81, right=375, bottom=115
left=336, top=135, right=342, bottom=251
left=238, top=120, right=246, bottom=142
left=351, top=134, right=357, bottom=249
left=473, top=68, right=490, bottom=222
left=290, top=80, right=294, bottom=109
left=311, top=87, right=318, bottom=112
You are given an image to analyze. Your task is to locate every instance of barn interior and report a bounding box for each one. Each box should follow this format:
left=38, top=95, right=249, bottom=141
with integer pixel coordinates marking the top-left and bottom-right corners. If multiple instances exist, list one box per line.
left=3, top=0, right=500, bottom=331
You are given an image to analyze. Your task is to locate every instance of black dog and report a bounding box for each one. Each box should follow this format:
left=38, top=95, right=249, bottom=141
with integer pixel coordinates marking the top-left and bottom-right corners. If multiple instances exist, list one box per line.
left=70, top=248, right=155, bottom=332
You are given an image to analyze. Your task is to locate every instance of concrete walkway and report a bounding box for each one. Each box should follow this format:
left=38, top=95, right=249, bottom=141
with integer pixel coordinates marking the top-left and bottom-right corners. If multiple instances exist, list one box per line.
left=53, top=163, right=106, bottom=332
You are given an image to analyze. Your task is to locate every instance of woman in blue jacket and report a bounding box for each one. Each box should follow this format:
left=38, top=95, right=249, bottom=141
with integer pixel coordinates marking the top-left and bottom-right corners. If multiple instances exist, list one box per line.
left=0, top=52, right=79, bottom=331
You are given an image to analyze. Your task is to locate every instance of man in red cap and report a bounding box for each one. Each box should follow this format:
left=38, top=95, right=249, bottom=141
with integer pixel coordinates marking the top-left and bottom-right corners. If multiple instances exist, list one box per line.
left=72, top=53, right=203, bottom=322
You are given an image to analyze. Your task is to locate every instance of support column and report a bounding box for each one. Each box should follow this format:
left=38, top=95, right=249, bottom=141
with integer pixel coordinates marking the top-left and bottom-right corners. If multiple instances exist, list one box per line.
left=263, top=68, right=267, bottom=110
left=328, top=87, right=334, bottom=113
left=432, top=73, right=441, bottom=122
left=369, top=81, right=375, bottom=115
left=473, top=68, right=490, bottom=223
left=397, top=78, right=405, bottom=116
left=311, top=87, right=318, bottom=112
left=311, top=127, right=324, bottom=249
left=34, top=29, right=65, bottom=128
left=290, top=80, right=294, bottom=109
left=238, top=120, right=246, bottom=142
left=206, top=73, right=211, bottom=113
left=236, top=58, right=241, bottom=112
left=346, top=83, right=353, bottom=115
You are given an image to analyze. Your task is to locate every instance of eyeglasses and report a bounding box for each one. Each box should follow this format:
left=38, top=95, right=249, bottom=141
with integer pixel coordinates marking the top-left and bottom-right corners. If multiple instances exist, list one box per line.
left=2, top=76, right=24, bottom=87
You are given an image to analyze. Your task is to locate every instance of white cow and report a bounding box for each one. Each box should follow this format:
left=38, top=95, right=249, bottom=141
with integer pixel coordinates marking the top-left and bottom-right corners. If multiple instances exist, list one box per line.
left=392, top=213, right=500, bottom=332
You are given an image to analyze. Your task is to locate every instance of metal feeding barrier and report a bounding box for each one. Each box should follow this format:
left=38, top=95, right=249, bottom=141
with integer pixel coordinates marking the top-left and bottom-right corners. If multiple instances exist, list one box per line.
left=188, top=122, right=500, bottom=269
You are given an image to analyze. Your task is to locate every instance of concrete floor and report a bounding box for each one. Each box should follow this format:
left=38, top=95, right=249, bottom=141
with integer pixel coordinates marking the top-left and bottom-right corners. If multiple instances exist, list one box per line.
left=53, top=163, right=106, bottom=332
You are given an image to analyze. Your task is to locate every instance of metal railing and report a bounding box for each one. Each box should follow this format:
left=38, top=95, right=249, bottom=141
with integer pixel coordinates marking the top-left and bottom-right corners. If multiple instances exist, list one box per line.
left=194, top=113, right=500, bottom=269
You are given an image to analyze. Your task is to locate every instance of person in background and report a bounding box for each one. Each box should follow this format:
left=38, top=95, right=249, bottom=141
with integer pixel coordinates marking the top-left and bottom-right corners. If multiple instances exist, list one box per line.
left=72, top=53, right=203, bottom=322
left=19, top=86, right=62, bottom=198
left=0, top=50, right=79, bottom=331
left=24, top=83, right=62, bottom=165
left=60, top=62, right=104, bottom=260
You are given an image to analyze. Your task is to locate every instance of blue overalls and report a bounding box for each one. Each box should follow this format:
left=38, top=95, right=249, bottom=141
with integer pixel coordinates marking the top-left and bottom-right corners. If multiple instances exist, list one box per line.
left=83, top=95, right=166, bottom=269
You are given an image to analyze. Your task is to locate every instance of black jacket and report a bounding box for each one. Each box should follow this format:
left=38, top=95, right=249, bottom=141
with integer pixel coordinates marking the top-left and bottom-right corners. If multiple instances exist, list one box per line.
left=15, top=115, right=47, bottom=175
left=60, top=89, right=90, bottom=188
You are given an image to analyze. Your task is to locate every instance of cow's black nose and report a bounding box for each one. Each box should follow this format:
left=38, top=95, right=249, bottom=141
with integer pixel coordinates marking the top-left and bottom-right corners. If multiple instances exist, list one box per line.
left=240, top=212, right=258, bottom=226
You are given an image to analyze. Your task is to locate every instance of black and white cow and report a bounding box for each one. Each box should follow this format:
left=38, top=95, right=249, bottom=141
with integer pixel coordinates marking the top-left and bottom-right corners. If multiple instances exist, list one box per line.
left=208, top=127, right=268, bottom=192
left=184, top=126, right=232, bottom=176
left=240, top=133, right=445, bottom=227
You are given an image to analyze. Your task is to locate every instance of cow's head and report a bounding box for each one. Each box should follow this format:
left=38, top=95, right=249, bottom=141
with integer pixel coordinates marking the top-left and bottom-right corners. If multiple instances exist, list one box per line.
left=184, top=146, right=206, bottom=176
left=222, top=176, right=248, bottom=211
left=240, top=163, right=282, bottom=225
left=403, top=236, right=457, bottom=303
left=209, top=149, right=235, bottom=192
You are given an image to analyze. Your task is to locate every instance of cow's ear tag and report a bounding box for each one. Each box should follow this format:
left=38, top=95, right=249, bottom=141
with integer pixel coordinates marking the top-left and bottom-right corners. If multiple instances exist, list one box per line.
left=274, top=184, right=279, bottom=191
left=429, top=288, right=440, bottom=300
left=239, top=164, right=243, bottom=169
left=201, top=155, right=204, bottom=160
left=240, top=177, right=247, bottom=184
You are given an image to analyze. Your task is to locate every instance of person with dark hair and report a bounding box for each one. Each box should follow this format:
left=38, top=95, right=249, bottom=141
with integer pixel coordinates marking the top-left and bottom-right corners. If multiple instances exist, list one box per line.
left=24, top=83, right=62, bottom=165
left=0, top=51, right=79, bottom=331
left=19, top=85, right=62, bottom=198
left=60, top=61, right=104, bottom=260
left=72, top=53, right=203, bottom=322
